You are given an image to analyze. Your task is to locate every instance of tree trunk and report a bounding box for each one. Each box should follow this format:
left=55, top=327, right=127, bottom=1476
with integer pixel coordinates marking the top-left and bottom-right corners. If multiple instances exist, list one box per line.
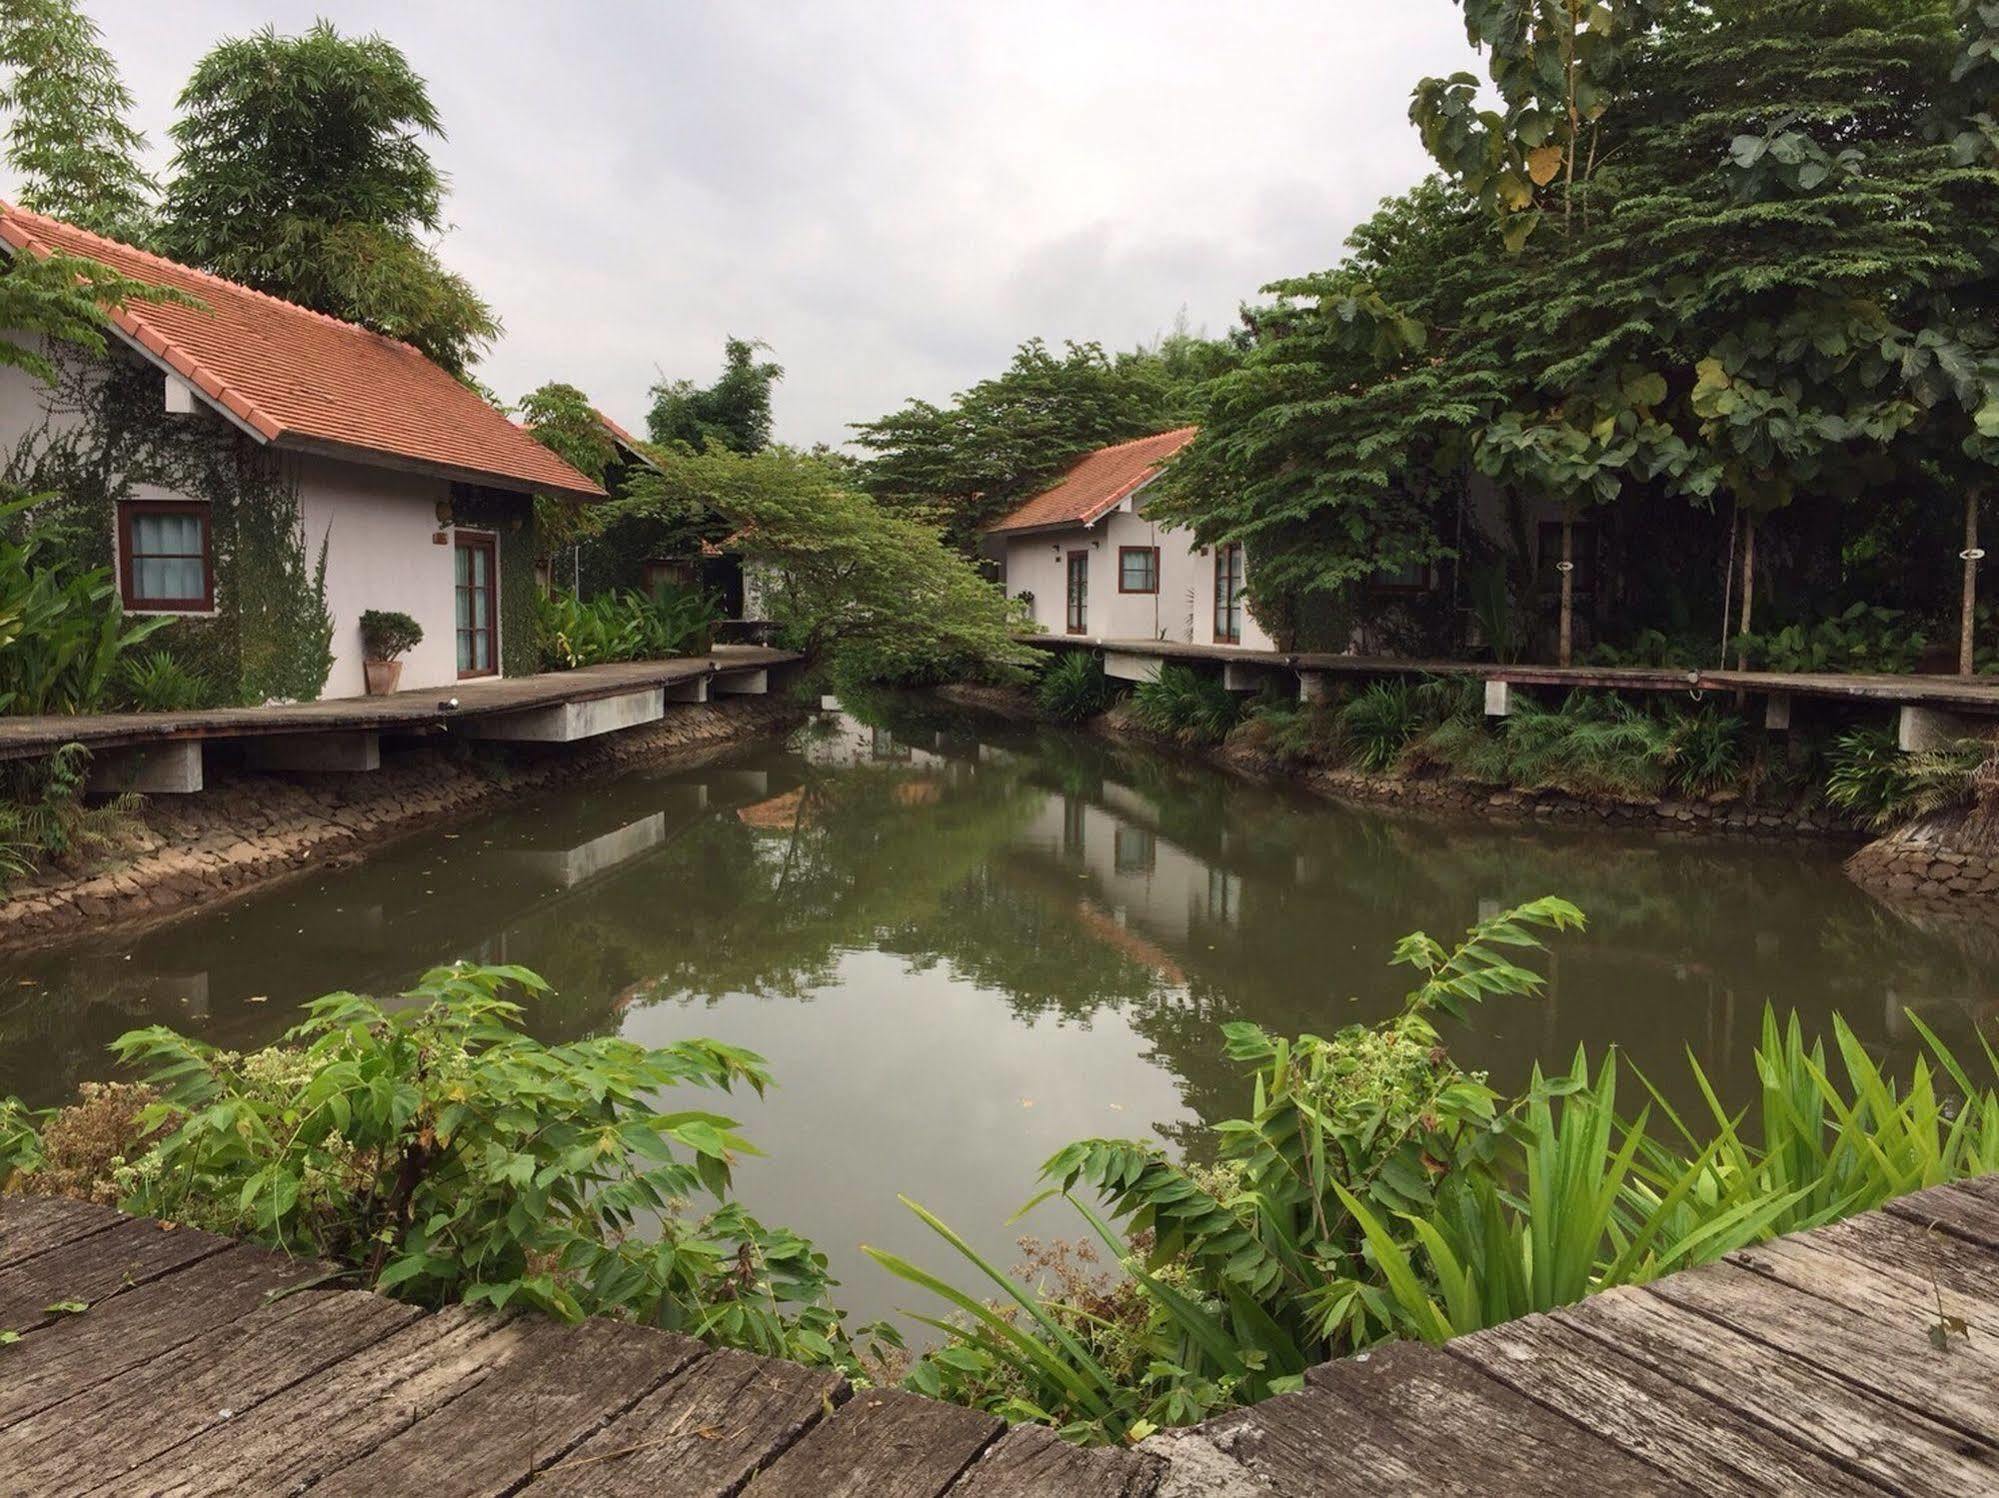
left=1961, top=488, right=1982, bottom=677
left=1735, top=512, right=1757, bottom=671
left=1558, top=513, right=1575, bottom=668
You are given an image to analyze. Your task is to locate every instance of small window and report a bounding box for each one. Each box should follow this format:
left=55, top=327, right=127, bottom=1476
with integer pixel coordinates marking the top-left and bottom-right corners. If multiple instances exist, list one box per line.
left=119, top=499, right=214, bottom=612
left=1114, top=824, right=1157, bottom=874
left=1370, top=560, right=1430, bottom=593
left=1118, top=546, right=1159, bottom=594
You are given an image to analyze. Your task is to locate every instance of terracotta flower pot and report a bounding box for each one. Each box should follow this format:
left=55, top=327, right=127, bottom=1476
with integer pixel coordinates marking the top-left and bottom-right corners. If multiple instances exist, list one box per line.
left=363, top=659, right=404, bottom=696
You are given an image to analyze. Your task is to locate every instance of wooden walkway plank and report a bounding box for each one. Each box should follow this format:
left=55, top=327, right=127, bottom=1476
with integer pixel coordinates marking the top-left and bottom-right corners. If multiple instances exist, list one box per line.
left=112, top=1306, right=545, bottom=1497
left=1804, top=1201, right=1999, bottom=1302
left=528, top=1345, right=843, bottom=1497
left=946, top=1423, right=1163, bottom=1498
left=1449, top=1312, right=1882, bottom=1497
left=0, top=1216, right=229, bottom=1335
left=743, top=1386, right=1003, bottom=1498
left=309, top=1314, right=705, bottom=1498
left=1199, top=1382, right=1463, bottom=1494
left=0, top=1195, right=122, bottom=1272
left=1644, top=1255, right=1999, bottom=1436
left=1556, top=1284, right=1999, bottom=1492
left=1729, top=1232, right=1999, bottom=1350
left=0, top=1286, right=414, bottom=1494
left=0, top=1243, right=326, bottom=1431
left=1885, top=1175, right=1999, bottom=1251
left=1298, top=1339, right=1695, bottom=1497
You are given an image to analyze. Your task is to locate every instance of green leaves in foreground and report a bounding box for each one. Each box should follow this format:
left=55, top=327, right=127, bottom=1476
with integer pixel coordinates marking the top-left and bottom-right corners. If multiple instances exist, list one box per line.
left=875, top=896, right=1999, bottom=1445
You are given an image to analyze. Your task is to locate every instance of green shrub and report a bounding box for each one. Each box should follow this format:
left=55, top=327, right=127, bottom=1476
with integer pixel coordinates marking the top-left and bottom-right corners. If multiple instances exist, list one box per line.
left=1734, top=604, right=1930, bottom=675
left=4, top=963, right=895, bottom=1375
left=1035, top=652, right=1115, bottom=723
left=873, top=898, right=1999, bottom=1444
left=1129, top=665, right=1241, bottom=744
left=0, top=494, right=170, bottom=716
left=0, top=744, right=141, bottom=890
left=358, top=608, right=424, bottom=661
left=122, top=649, right=212, bottom=712
left=1825, top=723, right=1988, bottom=829
left=537, top=584, right=722, bottom=670
left=1232, top=698, right=1341, bottom=766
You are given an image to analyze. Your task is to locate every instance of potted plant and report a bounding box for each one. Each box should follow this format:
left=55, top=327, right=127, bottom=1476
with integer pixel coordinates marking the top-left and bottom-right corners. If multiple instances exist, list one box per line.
left=359, top=609, right=423, bottom=695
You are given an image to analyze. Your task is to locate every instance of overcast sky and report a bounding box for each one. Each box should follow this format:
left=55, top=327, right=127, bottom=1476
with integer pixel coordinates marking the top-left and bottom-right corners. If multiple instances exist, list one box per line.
left=34, top=2, right=1481, bottom=447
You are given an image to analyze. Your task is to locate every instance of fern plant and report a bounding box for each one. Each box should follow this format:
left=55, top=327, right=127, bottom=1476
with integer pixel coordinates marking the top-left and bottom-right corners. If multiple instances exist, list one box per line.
left=122, top=650, right=211, bottom=712
left=1035, top=652, right=1115, bottom=723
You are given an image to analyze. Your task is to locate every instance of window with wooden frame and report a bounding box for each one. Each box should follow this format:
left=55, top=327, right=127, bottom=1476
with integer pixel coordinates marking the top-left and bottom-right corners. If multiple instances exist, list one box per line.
left=118, top=498, right=214, bottom=612
left=1213, top=542, right=1244, bottom=644
left=1118, top=545, right=1160, bottom=594
left=455, top=531, right=499, bottom=678
left=1066, top=550, right=1090, bottom=635
left=1369, top=559, right=1432, bottom=594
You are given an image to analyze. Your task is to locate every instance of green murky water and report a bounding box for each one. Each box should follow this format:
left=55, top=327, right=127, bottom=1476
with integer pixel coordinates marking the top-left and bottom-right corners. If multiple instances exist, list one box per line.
left=6, top=702, right=1996, bottom=1325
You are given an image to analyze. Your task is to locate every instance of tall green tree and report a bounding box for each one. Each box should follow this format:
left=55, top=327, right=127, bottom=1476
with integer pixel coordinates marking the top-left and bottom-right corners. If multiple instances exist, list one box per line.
left=0, top=0, right=155, bottom=243
left=853, top=335, right=1232, bottom=556
left=157, top=22, right=497, bottom=374
left=647, top=336, right=784, bottom=456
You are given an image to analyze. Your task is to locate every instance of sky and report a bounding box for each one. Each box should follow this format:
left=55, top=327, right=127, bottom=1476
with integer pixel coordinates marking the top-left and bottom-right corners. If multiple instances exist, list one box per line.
left=31, top=2, right=1484, bottom=447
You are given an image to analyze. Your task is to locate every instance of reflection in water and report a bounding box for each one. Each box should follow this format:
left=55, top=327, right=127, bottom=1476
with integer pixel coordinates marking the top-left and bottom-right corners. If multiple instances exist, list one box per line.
left=6, top=702, right=1999, bottom=1325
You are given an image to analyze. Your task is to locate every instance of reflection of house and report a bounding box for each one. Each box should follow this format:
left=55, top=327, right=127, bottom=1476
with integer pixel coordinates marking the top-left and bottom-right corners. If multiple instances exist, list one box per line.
left=988, top=428, right=1275, bottom=650
left=0, top=202, right=603, bottom=700
left=1024, top=791, right=1241, bottom=947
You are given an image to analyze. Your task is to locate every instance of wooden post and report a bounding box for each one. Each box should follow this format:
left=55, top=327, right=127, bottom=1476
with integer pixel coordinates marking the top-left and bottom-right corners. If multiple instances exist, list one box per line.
left=1735, top=511, right=1757, bottom=671
left=1961, top=488, right=1982, bottom=677
left=1558, top=511, right=1575, bottom=668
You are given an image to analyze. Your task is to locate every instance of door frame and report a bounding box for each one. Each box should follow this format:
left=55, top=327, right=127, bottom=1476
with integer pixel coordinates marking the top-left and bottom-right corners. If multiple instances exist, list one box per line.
left=1066, top=549, right=1090, bottom=635
left=455, top=529, right=500, bottom=679
left=1213, top=542, right=1243, bottom=644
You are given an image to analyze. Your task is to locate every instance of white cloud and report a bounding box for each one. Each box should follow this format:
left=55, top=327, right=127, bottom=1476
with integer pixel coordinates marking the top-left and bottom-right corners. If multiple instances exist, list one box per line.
left=32, top=0, right=1480, bottom=445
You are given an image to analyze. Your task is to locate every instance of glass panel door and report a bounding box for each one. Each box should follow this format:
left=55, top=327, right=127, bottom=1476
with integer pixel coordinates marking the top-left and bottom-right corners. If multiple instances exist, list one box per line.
left=455, top=534, right=497, bottom=677
left=1066, top=551, right=1089, bottom=635
left=1214, top=543, right=1243, bottom=644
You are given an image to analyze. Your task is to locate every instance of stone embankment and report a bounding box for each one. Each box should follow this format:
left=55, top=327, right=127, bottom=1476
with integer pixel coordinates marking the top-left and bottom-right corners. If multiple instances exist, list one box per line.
left=1844, top=809, right=1999, bottom=901
left=0, top=697, right=802, bottom=951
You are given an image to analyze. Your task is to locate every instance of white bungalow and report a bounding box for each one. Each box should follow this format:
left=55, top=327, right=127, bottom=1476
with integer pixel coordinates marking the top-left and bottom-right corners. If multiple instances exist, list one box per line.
left=987, top=427, right=1274, bottom=651
left=0, top=202, right=603, bottom=702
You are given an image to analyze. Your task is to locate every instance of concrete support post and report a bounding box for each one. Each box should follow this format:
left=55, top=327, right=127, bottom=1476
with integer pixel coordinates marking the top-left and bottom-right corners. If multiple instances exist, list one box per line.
left=1484, top=680, right=1513, bottom=718
left=1103, top=651, right=1164, bottom=684
left=1298, top=672, right=1333, bottom=705
left=1221, top=662, right=1268, bottom=693
left=84, top=740, right=203, bottom=794
left=1763, top=694, right=1792, bottom=733
left=243, top=731, right=380, bottom=772
left=712, top=669, right=768, bottom=696
left=1898, top=704, right=1978, bottom=752
left=460, top=687, right=665, bottom=743
left=663, top=677, right=710, bottom=703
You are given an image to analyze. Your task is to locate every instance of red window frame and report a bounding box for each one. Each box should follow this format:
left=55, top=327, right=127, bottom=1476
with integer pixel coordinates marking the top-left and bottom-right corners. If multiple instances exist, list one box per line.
left=1066, top=550, right=1090, bottom=635
left=1213, top=543, right=1244, bottom=644
left=455, top=531, right=499, bottom=679
left=1117, top=545, right=1160, bottom=595
left=117, top=498, right=214, bottom=612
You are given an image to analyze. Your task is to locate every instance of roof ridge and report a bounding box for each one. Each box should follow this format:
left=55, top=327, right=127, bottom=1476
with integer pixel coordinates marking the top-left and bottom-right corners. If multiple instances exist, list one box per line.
left=0, top=199, right=429, bottom=355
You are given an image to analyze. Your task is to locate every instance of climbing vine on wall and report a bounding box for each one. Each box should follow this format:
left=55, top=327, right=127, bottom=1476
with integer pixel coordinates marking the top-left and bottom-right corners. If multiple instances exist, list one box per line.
left=0, top=346, right=335, bottom=704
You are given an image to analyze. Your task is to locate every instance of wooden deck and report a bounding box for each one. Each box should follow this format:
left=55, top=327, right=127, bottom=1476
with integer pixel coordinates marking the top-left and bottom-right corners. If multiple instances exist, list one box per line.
left=1035, top=634, right=1999, bottom=714
left=2, top=1178, right=1995, bottom=1495
left=0, top=647, right=800, bottom=762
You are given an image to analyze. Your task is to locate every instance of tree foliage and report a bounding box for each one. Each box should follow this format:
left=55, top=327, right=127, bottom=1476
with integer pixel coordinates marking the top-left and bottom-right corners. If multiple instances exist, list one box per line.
left=613, top=441, right=1039, bottom=687
left=647, top=336, right=784, bottom=455
left=157, top=21, right=498, bottom=373
left=853, top=331, right=1241, bottom=555
left=0, top=0, right=156, bottom=243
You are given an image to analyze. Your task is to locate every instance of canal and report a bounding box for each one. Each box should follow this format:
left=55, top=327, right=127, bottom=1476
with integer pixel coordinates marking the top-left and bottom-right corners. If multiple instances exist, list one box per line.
left=6, top=701, right=1996, bottom=1327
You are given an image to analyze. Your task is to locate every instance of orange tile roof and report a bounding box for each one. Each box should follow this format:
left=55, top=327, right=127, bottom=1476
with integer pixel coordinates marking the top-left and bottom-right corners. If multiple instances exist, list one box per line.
left=985, top=426, right=1198, bottom=535
left=0, top=202, right=603, bottom=500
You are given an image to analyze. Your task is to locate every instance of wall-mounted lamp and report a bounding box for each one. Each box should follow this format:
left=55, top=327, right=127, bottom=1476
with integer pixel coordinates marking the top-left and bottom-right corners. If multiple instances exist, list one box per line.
left=435, top=499, right=455, bottom=526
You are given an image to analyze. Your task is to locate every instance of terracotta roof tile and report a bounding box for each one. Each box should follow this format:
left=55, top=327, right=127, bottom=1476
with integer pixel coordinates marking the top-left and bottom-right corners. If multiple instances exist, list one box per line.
left=0, top=202, right=603, bottom=500
left=985, top=427, right=1197, bottom=534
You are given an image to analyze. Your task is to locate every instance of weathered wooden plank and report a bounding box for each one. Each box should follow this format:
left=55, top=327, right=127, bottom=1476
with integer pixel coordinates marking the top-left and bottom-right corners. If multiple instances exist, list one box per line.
left=744, top=1387, right=1003, bottom=1498
left=1729, top=1231, right=1999, bottom=1353
left=1452, top=1312, right=1879, bottom=1497
left=946, top=1422, right=1163, bottom=1497
left=1557, top=1284, right=1999, bottom=1492
left=0, top=1216, right=229, bottom=1334
left=1297, top=1339, right=1693, bottom=1496
left=116, top=1306, right=541, bottom=1497
left=1805, top=1200, right=1999, bottom=1303
left=1197, top=1383, right=1456, bottom=1494
left=0, top=1243, right=321, bottom=1430
left=310, top=1314, right=703, bottom=1497
left=0, top=1286, right=414, bottom=1493
left=530, top=1345, right=842, bottom=1496
left=0, top=1194, right=122, bottom=1271
left=1885, top=1175, right=1999, bottom=1251
left=1645, top=1255, right=1999, bottom=1437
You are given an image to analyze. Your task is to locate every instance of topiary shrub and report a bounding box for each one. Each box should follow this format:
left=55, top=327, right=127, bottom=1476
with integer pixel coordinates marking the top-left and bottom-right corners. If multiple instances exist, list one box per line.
left=359, top=609, right=424, bottom=662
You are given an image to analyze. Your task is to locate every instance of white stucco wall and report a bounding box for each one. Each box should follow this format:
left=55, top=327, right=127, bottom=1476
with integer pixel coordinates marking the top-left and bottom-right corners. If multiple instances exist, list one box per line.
left=1002, top=495, right=1274, bottom=650
left=294, top=454, right=467, bottom=700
